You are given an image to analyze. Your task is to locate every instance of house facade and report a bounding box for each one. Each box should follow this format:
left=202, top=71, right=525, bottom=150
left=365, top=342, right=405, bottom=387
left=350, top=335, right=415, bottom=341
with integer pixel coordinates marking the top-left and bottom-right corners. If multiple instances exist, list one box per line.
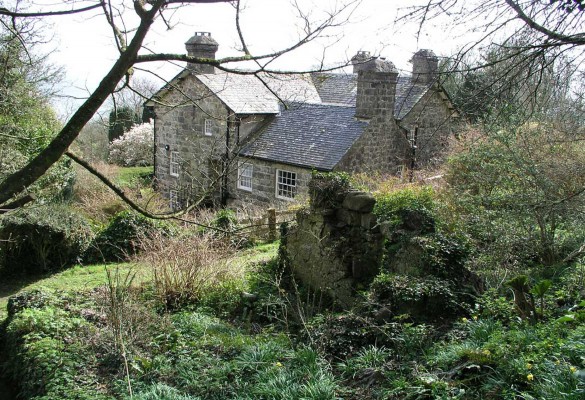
left=147, top=32, right=458, bottom=210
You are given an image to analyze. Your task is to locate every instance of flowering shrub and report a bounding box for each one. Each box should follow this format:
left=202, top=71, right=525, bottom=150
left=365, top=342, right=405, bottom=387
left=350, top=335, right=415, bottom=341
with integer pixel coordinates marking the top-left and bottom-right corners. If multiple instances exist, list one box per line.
left=108, top=121, right=154, bottom=166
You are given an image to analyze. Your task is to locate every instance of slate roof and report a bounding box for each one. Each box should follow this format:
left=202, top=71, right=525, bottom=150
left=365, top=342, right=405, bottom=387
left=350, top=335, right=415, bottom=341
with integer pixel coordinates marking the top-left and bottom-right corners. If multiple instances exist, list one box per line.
left=394, top=76, right=434, bottom=120
left=240, top=103, right=368, bottom=171
left=147, top=70, right=321, bottom=114
left=310, top=73, right=434, bottom=120
left=310, top=73, right=356, bottom=106
left=197, top=73, right=280, bottom=114
left=259, top=72, right=321, bottom=104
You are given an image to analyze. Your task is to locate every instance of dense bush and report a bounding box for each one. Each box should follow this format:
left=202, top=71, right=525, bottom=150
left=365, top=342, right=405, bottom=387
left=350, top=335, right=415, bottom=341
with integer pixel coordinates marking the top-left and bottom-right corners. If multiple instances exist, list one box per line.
left=0, top=206, right=93, bottom=274
left=373, top=185, right=436, bottom=230
left=85, top=210, right=172, bottom=263
left=445, top=126, right=585, bottom=267
left=308, top=171, right=351, bottom=209
left=108, top=122, right=154, bottom=167
left=2, top=290, right=108, bottom=400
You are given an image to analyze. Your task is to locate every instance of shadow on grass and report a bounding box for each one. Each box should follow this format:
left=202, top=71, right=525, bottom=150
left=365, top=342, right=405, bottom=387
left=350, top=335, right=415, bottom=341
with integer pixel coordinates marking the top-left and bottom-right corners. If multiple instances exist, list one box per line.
left=0, top=273, right=43, bottom=318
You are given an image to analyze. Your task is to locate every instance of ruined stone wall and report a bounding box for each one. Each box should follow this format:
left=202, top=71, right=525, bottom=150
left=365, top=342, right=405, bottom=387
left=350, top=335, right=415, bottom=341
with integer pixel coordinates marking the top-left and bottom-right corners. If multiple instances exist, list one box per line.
left=228, top=158, right=312, bottom=210
left=284, top=187, right=483, bottom=311
left=154, top=74, right=229, bottom=205
left=285, top=191, right=383, bottom=307
left=399, top=87, right=455, bottom=167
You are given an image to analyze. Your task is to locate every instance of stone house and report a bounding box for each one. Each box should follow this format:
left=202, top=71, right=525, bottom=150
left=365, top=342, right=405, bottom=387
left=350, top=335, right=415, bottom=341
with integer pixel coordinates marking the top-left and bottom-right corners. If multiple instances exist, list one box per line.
left=146, top=32, right=458, bottom=210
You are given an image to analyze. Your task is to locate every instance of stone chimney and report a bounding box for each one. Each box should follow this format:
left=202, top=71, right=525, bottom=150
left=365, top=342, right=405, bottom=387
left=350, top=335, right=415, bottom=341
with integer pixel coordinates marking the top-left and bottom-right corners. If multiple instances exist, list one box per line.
left=411, top=49, right=438, bottom=84
left=185, top=32, right=218, bottom=74
left=355, top=57, right=399, bottom=120
left=350, top=51, right=373, bottom=74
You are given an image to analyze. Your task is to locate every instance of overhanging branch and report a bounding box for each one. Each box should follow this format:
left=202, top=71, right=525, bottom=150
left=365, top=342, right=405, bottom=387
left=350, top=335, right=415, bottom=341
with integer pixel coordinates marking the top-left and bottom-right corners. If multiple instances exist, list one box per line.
left=0, top=3, right=104, bottom=18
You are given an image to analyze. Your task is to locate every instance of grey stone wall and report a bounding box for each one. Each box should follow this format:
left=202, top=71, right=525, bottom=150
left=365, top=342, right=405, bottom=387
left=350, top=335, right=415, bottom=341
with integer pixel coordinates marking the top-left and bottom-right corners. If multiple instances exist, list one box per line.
left=153, top=73, right=229, bottom=206
left=284, top=187, right=483, bottom=311
left=284, top=190, right=383, bottom=307
left=338, top=84, right=456, bottom=175
left=228, top=157, right=312, bottom=210
left=335, top=121, right=411, bottom=174
left=399, top=86, right=455, bottom=167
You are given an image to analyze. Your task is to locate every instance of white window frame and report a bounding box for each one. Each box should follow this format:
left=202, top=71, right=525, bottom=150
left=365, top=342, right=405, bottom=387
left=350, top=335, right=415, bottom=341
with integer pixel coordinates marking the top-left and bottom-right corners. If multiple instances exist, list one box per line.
left=170, top=151, right=180, bottom=177
left=169, top=189, right=180, bottom=210
left=275, top=169, right=297, bottom=200
left=396, top=165, right=404, bottom=178
left=237, top=163, right=253, bottom=192
left=408, top=126, right=417, bottom=145
left=204, top=119, right=213, bottom=136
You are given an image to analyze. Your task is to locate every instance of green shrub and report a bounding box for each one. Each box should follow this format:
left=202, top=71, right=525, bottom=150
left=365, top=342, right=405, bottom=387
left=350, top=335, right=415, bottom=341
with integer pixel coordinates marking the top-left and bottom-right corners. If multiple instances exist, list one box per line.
left=211, top=208, right=238, bottom=231
left=0, top=205, right=93, bottom=274
left=369, top=273, right=471, bottom=322
left=3, top=303, right=104, bottom=400
left=198, top=278, right=247, bottom=318
left=6, top=288, right=60, bottom=320
left=373, top=186, right=436, bottom=229
left=85, top=210, right=172, bottom=262
left=308, top=171, right=351, bottom=209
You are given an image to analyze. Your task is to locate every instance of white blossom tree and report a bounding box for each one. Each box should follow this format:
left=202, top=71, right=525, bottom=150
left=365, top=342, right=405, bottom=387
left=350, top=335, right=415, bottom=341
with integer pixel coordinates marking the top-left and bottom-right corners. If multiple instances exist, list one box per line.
left=108, top=121, right=154, bottom=167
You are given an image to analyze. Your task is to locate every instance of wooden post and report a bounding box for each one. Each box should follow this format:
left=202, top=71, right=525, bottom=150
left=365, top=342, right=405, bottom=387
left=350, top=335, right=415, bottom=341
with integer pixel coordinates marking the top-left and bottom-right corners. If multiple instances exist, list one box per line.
left=267, top=208, right=277, bottom=241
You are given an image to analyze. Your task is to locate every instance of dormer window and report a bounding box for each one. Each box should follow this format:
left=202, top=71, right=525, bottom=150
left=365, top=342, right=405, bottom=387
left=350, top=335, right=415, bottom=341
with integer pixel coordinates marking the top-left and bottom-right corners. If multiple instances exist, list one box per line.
left=204, top=119, right=213, bottom=136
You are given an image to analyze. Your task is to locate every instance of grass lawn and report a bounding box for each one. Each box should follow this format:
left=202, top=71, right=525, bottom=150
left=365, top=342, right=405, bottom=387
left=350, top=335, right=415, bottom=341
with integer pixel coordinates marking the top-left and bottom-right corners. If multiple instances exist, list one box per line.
left=0, top=241, right=279, bottom=322
left=115, top=165, right=153, bottom=187
left=0, top=262, right=148, bottom=321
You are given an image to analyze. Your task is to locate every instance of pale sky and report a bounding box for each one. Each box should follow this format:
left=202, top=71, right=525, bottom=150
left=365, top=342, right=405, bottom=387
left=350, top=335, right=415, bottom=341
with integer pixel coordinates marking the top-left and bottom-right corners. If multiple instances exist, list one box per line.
left=37, top=0, right=464, bottom=118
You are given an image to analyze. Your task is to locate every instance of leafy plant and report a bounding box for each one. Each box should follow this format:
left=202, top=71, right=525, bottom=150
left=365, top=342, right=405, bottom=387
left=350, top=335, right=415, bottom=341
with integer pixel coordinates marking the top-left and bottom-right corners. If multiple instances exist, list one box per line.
left=0, top=205, right=94, bottom=274
left=308, top=171, right=351, bottom=209
left=373, top=185, right=436, bottom=229
left=531, top=279, right=553, bottom=316
left=85, top=210, right=172, bottom=263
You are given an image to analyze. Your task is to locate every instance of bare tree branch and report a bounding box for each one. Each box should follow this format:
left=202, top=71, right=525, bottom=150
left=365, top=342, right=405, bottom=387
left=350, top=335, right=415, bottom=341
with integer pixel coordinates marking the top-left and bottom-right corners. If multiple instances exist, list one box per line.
left=0, top=3, right=104, bottom=18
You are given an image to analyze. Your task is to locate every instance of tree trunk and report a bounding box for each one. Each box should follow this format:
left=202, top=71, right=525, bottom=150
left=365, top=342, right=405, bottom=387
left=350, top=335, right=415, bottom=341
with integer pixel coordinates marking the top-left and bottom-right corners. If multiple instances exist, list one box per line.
left=0, top=1, right=164, bottom=206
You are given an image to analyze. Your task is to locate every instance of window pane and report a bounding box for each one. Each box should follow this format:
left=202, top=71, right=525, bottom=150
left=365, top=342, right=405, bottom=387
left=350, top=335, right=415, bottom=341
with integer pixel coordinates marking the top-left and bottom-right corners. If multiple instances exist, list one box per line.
left=238, top=163, right=253, bottom=191
left=276, top=170, right=296, bottom=199
left=170, top=151, right=179, bottom=177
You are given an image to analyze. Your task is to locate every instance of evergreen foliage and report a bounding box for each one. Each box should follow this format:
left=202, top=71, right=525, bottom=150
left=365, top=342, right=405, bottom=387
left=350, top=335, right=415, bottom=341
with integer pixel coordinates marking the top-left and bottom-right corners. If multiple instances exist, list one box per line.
left=0, top=206, right=93, bottom=274
left=108, top=106, right=141, bottom=143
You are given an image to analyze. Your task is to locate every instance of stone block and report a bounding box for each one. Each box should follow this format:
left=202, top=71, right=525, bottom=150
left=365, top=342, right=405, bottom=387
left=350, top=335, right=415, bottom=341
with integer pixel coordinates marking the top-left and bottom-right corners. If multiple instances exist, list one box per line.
left=360, top=213, right=377, bottom=230
left=337, top=208, right=361, bottom=226
left=342, top=191, right=376, bottom=213
left=379, top=221, right=394, bottom=239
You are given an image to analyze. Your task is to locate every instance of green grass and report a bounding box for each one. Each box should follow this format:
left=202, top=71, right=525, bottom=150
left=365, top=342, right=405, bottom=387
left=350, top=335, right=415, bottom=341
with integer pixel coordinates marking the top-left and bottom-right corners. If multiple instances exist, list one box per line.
left=0, top=242, right=279, bottom=322
left=0, top=262, right=149, bottom=321
left=115, top=166, right=153, bottom=187
left=238, top=241, right=279, bottom=264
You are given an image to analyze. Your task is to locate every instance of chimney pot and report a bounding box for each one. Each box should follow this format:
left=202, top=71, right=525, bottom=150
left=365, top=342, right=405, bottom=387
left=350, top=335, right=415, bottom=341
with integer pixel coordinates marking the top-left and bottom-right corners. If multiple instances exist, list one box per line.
left=411, top=49, right=438, bottom=84
left=185, top=31, right=219, bottom=74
